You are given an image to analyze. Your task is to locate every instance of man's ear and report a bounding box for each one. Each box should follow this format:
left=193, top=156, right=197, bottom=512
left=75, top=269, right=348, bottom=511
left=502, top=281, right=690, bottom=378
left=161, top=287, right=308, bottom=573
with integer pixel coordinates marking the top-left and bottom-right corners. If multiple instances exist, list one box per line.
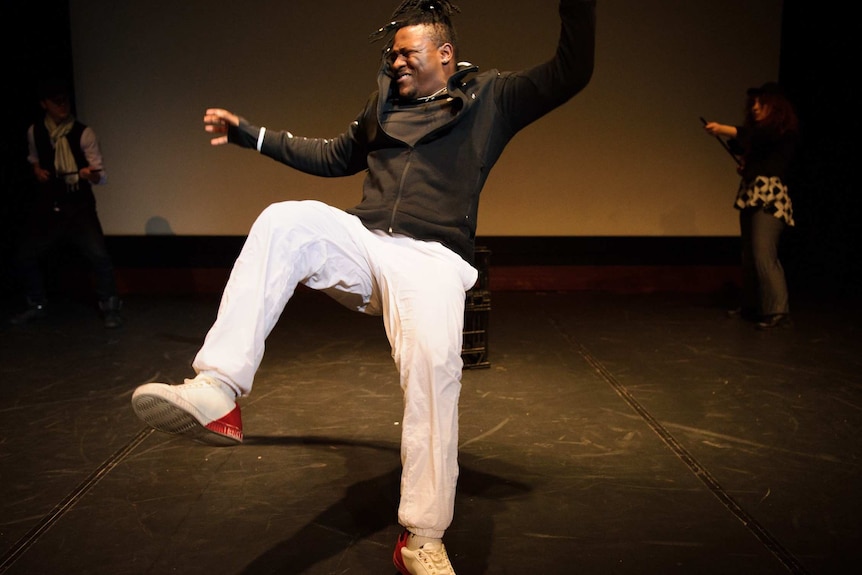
left=439, top=42, right=454, bottom=65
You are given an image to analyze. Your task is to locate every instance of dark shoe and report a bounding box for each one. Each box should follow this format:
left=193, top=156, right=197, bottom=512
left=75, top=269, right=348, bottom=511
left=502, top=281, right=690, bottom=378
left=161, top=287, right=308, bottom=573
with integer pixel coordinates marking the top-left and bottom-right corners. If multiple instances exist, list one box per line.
left=726, top=307, right=757, bottom=321
left=756, top=314, right=792, bottom=330
left=10, top=301, right=48, bottom=325
left=99, top=296, right=123, bottom=328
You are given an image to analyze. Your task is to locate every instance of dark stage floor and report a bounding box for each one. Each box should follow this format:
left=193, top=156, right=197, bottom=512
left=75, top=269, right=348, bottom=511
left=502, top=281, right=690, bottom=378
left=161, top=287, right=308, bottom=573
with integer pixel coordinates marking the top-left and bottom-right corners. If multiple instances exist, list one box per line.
left=0, top=288, right=859, bottom=574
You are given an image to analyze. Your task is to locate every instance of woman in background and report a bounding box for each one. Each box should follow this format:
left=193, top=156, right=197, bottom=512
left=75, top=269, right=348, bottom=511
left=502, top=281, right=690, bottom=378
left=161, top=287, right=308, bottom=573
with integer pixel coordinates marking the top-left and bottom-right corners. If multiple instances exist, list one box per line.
left=704, top=82, right=799, bottom=330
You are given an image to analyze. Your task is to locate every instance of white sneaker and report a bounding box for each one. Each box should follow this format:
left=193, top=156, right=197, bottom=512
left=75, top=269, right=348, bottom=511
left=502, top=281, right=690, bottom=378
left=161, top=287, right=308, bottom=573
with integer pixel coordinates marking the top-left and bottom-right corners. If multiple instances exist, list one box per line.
left=131, top=375, right=243, bottom=445
left=393, top=531, right=456, bottom=575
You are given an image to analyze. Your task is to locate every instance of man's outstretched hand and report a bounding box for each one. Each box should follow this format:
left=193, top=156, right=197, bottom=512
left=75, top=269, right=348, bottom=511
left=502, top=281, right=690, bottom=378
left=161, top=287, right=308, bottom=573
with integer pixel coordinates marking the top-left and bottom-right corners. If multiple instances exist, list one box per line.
left=204, top=108, right=240, bottom=146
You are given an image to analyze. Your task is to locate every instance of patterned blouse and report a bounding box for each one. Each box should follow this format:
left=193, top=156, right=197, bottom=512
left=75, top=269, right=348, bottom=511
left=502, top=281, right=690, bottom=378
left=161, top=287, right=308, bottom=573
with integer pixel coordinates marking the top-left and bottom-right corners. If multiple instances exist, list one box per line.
left=730, top=125, right=799, bottom=226
left=736, top=175, right=794, bottom=226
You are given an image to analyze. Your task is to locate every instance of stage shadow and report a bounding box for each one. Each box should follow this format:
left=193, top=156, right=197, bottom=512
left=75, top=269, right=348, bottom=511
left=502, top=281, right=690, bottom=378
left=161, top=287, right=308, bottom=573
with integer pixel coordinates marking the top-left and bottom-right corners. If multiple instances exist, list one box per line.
left=238, top=435, right=532, bottom=574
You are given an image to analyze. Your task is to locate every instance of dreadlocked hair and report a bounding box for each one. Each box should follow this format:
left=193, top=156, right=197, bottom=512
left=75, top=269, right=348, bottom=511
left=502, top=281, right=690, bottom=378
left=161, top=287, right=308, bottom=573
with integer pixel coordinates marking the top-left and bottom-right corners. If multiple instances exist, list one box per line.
left=370, top=0, right=461, bottom=49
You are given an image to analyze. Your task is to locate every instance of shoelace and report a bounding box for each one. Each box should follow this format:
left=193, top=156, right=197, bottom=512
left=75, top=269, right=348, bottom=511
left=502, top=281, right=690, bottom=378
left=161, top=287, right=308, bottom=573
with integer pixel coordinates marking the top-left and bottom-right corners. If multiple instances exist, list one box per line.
left=183, top=376, right=217, bottom=388
left=415, top=544, right=454, bottom=574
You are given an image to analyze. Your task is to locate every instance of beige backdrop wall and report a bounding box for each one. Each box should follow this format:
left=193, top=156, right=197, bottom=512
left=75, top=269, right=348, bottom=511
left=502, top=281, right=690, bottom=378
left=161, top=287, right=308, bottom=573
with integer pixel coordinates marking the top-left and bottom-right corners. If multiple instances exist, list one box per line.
left=68, top=0, right=782, bottom=237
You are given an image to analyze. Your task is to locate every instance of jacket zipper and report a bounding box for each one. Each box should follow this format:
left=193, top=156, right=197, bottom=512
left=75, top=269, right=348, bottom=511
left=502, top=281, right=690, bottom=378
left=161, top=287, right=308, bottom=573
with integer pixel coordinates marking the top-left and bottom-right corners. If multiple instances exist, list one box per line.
left=389, top=148, right=413, bottom=233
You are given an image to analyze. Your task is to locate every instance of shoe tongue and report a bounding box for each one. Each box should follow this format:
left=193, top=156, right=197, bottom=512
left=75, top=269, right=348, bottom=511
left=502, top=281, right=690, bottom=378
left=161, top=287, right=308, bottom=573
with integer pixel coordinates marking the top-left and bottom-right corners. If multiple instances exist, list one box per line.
left=409, top=534, right=440, bottom=550
left=420, top=541, right=443, bottom=551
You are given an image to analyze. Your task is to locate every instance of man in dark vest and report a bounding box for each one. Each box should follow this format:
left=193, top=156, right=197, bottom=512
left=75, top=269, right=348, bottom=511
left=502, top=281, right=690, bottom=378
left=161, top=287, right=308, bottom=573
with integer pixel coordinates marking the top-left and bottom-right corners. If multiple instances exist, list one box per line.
left=10, top=79, right=122, bottom=328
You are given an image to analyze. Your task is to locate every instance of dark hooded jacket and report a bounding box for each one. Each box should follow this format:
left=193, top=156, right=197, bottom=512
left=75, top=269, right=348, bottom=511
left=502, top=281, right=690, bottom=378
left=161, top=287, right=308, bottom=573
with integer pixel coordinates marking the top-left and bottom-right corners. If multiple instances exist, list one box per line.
left=230, top=0, right=595, bottom=264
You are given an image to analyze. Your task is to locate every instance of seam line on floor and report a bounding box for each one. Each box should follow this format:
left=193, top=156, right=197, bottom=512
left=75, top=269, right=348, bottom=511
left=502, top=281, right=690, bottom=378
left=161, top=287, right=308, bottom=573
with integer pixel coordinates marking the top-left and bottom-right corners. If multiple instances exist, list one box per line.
left=550, top=318, right=810, bottom=575
left=0, top=428, right=153, bottom=574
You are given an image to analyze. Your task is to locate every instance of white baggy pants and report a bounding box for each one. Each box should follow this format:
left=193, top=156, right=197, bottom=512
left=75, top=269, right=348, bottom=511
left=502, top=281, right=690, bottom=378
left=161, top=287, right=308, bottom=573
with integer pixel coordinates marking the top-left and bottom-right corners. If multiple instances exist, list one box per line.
left=192, top=200, right=478, bottom=538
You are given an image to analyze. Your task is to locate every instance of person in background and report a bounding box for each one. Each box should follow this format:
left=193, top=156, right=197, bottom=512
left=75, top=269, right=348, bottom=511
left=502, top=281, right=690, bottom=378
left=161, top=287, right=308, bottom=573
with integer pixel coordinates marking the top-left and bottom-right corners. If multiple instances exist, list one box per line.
left=703, top=82, right=799, bottom=330
left=130, top=1, right=595, bottom=573
left=10, top=79, right=122, bottom=329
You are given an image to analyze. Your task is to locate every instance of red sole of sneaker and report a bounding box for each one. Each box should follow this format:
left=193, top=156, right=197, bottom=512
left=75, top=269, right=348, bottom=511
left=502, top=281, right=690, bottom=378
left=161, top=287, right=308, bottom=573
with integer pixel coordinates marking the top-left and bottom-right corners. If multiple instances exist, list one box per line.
left=393, top=555, right=410, bottom=575
left=393, top=534, right=410, bottom=575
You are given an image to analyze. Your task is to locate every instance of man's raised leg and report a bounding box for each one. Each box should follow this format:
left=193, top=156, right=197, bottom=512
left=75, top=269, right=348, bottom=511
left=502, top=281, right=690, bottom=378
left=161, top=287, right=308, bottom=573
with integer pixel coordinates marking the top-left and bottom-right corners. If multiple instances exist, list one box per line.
left=132, top=201, right=377, bottom=444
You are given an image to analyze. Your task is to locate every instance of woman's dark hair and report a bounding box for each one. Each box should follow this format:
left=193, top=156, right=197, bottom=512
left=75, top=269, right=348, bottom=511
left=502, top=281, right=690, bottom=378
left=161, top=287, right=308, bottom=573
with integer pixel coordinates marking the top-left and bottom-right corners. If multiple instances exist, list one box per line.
left=745, top=82, right=799, bottom=135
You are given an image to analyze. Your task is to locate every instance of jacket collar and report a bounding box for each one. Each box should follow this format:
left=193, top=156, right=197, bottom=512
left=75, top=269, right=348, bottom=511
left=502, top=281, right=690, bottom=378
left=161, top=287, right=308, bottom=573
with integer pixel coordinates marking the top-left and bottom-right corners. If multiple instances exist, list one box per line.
left=377, top=61, right=479, bottom=106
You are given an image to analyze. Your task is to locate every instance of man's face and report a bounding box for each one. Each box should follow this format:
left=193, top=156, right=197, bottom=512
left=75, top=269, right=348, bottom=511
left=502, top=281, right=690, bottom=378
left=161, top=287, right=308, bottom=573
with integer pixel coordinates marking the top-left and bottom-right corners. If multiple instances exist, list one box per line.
left=388, top=24, right=452, bottom=100
left=41, top=94, right=71, bottom=123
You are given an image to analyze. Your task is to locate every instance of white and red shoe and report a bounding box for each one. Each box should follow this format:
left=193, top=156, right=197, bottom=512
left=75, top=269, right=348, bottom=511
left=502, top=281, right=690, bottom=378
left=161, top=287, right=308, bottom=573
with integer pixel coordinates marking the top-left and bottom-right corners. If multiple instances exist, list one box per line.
left=393, top=530, right=456, bottom=575
left=131, top=375, right=243, bottom=445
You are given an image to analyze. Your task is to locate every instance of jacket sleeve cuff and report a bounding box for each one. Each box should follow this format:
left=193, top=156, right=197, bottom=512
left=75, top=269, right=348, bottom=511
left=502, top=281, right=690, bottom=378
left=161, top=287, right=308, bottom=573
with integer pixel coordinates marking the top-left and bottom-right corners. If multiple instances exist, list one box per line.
left=227, top=117, right=264, bottom=150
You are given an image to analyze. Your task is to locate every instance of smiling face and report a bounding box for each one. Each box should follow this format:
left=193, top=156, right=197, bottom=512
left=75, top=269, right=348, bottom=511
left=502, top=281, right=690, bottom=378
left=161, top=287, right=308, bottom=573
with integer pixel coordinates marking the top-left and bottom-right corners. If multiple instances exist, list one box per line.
left=388, top=24, right=453, bottom=100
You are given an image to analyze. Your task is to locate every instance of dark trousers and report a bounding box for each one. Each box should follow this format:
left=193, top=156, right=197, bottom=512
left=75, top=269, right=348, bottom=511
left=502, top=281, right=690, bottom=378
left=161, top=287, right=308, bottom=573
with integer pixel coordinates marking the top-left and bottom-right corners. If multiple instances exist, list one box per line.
left=14, top=203, right=118, bottom=304
left=739, top=207, right=788, bottom=317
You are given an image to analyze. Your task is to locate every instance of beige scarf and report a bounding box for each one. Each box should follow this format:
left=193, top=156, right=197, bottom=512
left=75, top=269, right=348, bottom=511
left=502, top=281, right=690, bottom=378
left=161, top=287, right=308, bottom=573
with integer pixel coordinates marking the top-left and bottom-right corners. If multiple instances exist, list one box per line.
left=45, top=115, right=79, bottom=190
